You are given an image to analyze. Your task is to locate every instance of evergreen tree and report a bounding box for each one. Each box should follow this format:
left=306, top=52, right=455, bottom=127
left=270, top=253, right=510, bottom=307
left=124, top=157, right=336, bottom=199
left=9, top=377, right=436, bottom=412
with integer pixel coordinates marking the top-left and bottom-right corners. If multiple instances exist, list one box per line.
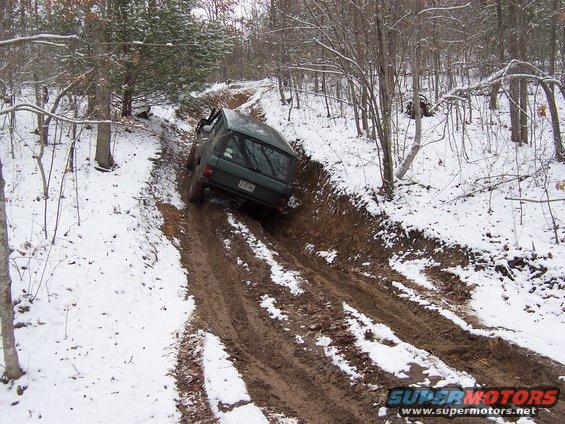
left=107, top=0, right=232, bottom=115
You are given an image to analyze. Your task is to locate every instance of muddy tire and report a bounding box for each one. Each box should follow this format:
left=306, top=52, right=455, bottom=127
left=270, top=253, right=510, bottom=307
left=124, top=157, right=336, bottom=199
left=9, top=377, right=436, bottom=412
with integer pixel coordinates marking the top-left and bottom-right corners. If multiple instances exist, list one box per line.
left=187, top=168, right=203, bottom=203
left=186, top=142, right=198, bottom=171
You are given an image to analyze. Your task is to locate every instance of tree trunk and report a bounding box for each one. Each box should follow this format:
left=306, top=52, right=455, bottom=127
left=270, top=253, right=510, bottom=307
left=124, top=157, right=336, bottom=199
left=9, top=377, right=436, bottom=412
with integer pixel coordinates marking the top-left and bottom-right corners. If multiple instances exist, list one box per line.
left=321, top=72, right=331, bottom=118
left=349, top=79, right=362, bottom=136
left=33, top=73, right=48, bottom=146
left=560, top=21, right=565, bottom=87
left=508, top=0, right=523, bottom=143
left=397, top=0, right=422, bottom=179
left=91, top=6, right=114, bottom=170
left=360, top=86, right=368, bottom=131
left=539, top=81, right=564, bottom=162
left=548, top=0, right=558, bottom=77
left=376, top=1, right=394, bottom=198
left=517, top=2, right=528, bottom=144
left=68, top=94, right=78, bottom=172
left=122, top=88, right=133, bottom=118
left=292, top=75, right=301, bottom=109
left=86, top=86, right=96, bottom=117
left=0, top=158, right=23, bottom=381
left=489, top=0, right=504, bottom=110
left=121, top=54, right=134, bottom=117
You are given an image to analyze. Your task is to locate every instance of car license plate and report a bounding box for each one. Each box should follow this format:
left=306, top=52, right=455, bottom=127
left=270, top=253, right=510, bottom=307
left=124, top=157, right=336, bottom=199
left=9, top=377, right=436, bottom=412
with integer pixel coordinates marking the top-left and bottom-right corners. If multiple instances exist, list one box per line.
left=238, top=180, right=255, bottom=193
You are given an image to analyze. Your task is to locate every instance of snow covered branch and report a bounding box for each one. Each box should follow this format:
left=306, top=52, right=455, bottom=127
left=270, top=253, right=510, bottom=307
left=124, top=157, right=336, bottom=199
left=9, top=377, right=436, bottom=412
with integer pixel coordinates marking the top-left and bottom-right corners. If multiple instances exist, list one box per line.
left=0, top=33, right=202, bottom=49
left=0, top=103, right=130, bottom=126
left=0, top=33, right=80, bottom=47
left=431, top=60, right=563, bottom=113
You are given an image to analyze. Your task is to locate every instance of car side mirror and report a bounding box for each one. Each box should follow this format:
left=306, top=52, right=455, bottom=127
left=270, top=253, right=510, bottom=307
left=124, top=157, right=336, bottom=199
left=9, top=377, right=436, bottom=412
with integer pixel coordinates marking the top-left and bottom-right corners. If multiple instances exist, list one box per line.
left=196, top=118, right=210, bottom=134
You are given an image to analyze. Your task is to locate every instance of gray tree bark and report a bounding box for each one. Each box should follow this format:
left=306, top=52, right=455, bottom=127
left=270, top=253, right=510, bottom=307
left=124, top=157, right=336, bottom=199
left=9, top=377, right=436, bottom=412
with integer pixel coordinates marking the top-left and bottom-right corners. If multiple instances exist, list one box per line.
left=396, top=0, right=422, bottom=179
left=548, top=0, right=558, bottom=77
left=508, top=0, right=522, bottom=143
left=0, top=158, right=23, bottom=381
left=489, top=0, right=504, bottom=110
left=91, top=3, right=114, bottom=170
left=375, top=1, right=394, bottom=198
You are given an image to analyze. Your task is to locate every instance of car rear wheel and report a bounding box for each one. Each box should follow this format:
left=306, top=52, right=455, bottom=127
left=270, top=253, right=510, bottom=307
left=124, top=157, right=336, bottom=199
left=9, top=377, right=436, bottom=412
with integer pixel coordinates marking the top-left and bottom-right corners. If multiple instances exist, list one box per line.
left=187, top=168, right=203, bottom=203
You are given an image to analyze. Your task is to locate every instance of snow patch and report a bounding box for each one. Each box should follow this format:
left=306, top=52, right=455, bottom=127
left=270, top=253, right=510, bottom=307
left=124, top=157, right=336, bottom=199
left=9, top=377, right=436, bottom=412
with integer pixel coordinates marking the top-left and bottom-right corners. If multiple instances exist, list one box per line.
left=343, top=303, right=476, bottom=387
left=227, top=213, right=304, bottom=295
left=236, top=257, right=249, bottom=269
left=389, top=255, right=438, bottom=290
left=201, top=331, right=268, bottom=423
left=316, top=336, right=361, bottom=381
left=260, top=295, right=288, bottom=320
left=317, top=249, right=337, bottom=264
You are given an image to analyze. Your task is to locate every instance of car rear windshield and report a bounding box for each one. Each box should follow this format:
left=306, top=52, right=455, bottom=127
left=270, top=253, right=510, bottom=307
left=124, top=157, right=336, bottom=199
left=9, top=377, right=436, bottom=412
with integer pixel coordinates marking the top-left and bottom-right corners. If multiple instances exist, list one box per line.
left=221, top=132, right=292, bottom=183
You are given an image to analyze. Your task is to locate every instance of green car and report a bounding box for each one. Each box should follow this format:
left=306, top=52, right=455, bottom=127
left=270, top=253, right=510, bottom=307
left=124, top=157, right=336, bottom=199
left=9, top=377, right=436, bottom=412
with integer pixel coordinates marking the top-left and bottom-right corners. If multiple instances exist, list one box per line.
left=186, top=108, right=296, bottom=210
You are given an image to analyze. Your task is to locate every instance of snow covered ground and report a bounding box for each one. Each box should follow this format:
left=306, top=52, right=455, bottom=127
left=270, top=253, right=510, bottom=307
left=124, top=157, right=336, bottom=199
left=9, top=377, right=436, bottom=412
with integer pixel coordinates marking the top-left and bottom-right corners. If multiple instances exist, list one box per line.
left=229, top=79, right=564, bottom=364
left=0, top=94, right=191, bottom=422
left=3, top=78, right=562, bottom=423
left=200, top=331, right=269, bottom=423
left=343, top=303, right=476, bottom=387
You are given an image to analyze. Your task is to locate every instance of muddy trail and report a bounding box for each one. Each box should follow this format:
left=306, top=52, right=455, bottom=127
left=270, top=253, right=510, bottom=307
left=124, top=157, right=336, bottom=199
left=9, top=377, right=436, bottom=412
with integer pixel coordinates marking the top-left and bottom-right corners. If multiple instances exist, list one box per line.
left=153, top=93, right=565, bottom=423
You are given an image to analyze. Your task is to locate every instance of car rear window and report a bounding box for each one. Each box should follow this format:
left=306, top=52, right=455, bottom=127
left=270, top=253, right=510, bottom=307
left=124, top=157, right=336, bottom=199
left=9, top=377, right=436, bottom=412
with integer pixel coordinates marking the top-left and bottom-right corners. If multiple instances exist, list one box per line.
left=221, top=132, right=292, bottom=183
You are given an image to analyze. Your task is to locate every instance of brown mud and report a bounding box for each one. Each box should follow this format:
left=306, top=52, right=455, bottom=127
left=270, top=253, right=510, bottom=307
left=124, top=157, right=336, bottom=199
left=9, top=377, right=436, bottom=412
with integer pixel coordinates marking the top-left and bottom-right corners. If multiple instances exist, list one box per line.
left=152, top=89, right=564, bottom=423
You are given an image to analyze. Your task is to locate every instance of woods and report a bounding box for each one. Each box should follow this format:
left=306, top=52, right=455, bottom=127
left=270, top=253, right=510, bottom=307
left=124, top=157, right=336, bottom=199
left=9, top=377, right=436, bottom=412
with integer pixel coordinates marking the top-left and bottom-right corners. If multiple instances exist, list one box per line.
left=0, top=2, right=564, bottom=422
left=0, top=0, right=231, bottom=381
left=217, top=0, right=564, bottom=195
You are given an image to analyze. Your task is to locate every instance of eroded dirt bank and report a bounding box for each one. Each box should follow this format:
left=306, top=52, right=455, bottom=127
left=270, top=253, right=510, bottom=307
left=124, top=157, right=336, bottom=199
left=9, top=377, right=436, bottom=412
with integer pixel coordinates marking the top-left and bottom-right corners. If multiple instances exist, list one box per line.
left=152, top=93, right=565, bottom=423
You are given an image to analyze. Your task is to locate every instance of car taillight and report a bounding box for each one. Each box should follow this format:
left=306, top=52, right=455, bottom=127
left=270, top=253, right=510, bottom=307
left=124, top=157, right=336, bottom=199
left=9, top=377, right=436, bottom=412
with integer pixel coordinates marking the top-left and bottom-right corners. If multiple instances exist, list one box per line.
left=203, top=164, right=214, bottom=178
left=277, top=196, right=288, bottom=211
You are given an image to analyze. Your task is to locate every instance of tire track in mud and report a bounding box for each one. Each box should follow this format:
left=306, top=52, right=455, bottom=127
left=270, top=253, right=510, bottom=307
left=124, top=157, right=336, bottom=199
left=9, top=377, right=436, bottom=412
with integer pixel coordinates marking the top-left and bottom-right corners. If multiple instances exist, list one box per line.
left=173, top=196, right=390, bottom=423
left=153, top=96, right=564, bottom=423
left=167, top=190, right=564, bottom=423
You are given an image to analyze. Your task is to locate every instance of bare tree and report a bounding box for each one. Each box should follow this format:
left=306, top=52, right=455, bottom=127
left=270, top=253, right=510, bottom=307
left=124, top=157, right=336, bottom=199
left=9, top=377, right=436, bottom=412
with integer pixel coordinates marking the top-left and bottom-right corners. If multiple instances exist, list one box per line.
left=396, top=0, right=422, bottom=179
left=0, top=158, right=23, bottom=381
left=508, top=0, right=528, bottom=144
left=89, top=4, right=114, bottom=171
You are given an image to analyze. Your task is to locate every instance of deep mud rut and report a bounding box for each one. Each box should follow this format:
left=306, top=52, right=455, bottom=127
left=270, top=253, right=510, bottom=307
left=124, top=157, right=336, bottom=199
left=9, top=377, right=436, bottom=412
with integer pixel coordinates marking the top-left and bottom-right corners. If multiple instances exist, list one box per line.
left=152, top=98, right=565, bottom=423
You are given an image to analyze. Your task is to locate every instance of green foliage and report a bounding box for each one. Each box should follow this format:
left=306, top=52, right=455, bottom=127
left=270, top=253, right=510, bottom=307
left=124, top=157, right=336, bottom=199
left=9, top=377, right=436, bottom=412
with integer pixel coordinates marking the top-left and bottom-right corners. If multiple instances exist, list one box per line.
left=107, top=0, right=232, bottom=106
left=21, top=0, right=232, bottom=109
left=108, top=0, right=231, bottom=105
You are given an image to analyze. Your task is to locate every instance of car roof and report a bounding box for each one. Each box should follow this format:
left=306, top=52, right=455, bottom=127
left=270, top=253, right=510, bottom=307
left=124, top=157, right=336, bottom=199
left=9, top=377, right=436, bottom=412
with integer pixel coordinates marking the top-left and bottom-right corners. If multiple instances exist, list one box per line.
left=221, top=108, right=296, bottom=157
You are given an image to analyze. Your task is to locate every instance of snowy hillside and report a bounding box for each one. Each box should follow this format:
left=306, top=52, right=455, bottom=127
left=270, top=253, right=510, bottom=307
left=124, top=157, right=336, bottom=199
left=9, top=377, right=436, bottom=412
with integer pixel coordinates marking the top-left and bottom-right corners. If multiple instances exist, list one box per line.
left=0, top=94, right=191, bottom=421
left=237, top=80, right=564, bottom=363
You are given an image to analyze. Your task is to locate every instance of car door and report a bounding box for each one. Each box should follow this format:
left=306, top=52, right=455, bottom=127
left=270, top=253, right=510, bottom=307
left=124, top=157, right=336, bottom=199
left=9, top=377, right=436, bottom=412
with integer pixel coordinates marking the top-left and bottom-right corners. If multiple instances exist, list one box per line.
left=198, top=114, right=224, bottom=174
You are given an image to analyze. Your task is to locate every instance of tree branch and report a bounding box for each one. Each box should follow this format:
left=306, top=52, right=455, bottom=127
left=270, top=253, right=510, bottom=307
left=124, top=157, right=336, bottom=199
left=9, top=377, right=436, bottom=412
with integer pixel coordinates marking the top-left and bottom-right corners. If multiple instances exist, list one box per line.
left=505, top=196, right=565, bottom=204
left=0, top=103, right=134, bottom=126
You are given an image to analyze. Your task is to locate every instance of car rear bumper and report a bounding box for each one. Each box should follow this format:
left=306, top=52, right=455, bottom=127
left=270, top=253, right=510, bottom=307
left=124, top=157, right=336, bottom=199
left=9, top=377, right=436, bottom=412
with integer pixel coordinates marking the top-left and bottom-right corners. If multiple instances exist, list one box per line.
left=202, top=177, right=288, bottom=209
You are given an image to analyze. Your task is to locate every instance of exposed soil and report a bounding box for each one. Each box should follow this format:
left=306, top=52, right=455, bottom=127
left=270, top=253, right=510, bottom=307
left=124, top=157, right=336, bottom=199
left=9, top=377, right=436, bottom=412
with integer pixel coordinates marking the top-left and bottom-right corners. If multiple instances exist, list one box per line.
left=152, top=89, right=565, bottom=423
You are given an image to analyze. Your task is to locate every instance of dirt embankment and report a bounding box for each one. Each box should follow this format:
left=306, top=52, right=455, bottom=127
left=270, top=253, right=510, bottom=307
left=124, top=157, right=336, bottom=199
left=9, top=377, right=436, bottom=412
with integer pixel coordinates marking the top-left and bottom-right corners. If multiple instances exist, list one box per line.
left=153, top=89, right=565, bottom=423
